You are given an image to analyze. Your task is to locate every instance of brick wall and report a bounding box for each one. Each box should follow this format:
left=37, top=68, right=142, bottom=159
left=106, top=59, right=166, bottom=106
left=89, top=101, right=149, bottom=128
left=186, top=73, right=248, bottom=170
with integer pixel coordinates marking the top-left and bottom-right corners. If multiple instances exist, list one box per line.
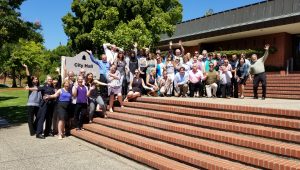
left=183, top=32, right=293, bottom=68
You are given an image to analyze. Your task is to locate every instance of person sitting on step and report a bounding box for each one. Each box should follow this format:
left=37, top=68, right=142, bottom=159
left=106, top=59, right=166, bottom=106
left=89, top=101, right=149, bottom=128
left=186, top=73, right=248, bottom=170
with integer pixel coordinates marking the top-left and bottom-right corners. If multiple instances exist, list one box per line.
left=174, top=67, right=189, bottom=97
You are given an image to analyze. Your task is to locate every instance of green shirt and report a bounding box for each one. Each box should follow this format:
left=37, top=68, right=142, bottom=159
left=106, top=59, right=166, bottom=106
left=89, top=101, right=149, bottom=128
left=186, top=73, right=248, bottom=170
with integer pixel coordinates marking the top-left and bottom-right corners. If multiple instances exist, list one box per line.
left=249, top=50, right=269, bottom=75
left=206, top=70, right=218, bottom=85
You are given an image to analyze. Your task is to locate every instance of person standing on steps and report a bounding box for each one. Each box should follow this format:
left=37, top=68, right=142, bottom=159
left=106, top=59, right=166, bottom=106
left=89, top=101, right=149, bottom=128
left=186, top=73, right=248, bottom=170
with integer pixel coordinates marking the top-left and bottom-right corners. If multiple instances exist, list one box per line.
left=249, top=44, right=270, bottom=100
left=23, top=64, right=41, bottom=136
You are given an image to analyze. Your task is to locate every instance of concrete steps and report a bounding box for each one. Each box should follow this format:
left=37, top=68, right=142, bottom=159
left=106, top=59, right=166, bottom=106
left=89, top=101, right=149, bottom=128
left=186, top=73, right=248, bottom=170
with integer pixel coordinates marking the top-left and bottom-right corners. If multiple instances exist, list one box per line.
left=244, top=74, right=300, bottom=99
left=90, top=118, right=300, bottom=169
left=71, top=129, right=198, bottom=170
left=71, top=98, right=300, bottom=169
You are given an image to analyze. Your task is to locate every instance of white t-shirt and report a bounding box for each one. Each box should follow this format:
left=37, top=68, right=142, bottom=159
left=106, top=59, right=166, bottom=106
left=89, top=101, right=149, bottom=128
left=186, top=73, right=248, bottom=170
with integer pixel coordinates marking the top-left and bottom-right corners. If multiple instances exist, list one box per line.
left=103, top=44, right=118, bottom=64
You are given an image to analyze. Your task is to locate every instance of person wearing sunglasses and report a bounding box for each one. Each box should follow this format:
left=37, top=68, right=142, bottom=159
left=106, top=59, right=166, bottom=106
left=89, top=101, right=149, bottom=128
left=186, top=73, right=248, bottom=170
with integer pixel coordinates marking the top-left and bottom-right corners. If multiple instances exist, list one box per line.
left=203, top=62, right=219, bottom=98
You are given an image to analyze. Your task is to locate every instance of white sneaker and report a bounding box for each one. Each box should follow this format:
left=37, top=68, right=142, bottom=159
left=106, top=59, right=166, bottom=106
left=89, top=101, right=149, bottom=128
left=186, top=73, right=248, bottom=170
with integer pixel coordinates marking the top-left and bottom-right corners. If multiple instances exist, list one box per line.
left=109, top=108, right=113, bottom=112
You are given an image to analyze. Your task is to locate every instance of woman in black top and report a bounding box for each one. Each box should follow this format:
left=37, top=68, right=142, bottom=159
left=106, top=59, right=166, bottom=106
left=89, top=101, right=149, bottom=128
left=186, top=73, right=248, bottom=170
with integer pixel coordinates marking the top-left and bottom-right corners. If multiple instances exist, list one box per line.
left=23, top=64, right=41, bottom=136
left=125, top=69, right=152, bottom=102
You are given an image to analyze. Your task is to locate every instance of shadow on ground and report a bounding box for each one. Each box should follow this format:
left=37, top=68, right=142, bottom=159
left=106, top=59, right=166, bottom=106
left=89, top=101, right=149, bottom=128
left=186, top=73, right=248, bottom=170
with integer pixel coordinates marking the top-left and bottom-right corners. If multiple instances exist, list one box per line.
left=0, top=106, right=27, bottom=128
left=0, top=96, right=18, bottom=102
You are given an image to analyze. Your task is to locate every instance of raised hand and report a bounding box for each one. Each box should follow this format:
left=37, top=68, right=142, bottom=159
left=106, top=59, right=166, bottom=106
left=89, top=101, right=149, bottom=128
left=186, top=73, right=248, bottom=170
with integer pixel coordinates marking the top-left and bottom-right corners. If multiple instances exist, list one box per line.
left=178, top=40, right=182, bottom=46
left=86, top=50, right=92, bottom=54
left=22, top=64, right=27, bottom=68
left=133, top=42, right=138, bottom=48
left=169, top=41, right=172, bottom=46
left=264, top=44, right=270, bottom=50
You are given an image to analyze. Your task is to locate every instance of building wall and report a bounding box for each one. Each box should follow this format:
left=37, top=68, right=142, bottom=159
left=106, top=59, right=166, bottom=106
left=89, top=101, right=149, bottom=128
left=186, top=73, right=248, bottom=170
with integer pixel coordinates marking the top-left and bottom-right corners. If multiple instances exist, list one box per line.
left=183, top=32, right=293, bottom=68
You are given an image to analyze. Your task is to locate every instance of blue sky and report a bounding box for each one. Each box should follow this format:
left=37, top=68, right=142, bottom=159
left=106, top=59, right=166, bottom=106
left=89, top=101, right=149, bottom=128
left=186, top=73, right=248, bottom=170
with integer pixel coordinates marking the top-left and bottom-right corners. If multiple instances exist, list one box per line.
left=20, top=0, right=264, bottom=50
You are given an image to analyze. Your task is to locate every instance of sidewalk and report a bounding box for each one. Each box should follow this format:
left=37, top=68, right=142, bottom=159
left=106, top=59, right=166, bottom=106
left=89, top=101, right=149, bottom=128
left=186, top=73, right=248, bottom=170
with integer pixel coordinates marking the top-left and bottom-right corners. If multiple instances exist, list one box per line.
left=0, top=124, right=152, bottom=170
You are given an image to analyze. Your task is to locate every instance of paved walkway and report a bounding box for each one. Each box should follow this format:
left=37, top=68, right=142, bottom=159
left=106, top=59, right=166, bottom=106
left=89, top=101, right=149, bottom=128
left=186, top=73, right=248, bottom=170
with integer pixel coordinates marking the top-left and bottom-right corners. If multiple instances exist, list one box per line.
left=145, top=96, right=300, bottom=111
left=0, top=124, right=152, bottom=170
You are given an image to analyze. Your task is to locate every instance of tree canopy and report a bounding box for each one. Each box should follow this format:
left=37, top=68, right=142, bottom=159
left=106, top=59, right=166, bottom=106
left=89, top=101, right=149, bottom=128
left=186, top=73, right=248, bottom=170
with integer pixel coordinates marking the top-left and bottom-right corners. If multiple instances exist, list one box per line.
left=0, top=0, right=43, bottom=47
left=62, top=0, right=182, bottom=53
left=0, top=0, right=44, bottom=87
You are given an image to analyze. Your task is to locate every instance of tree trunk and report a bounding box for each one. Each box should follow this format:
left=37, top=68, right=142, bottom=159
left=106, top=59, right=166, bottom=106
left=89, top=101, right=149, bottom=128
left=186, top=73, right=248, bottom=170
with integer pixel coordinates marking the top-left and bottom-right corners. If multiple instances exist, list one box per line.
left=3, top=72, right=7, bottom=84
left=19, top=76, right=22, bottom=87
left=12, top=68, right=17, bottom=87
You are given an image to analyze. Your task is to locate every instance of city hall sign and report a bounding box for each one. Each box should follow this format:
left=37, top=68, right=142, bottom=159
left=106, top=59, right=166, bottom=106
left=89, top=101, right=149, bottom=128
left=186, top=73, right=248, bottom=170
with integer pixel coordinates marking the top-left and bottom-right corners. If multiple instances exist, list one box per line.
left=61, top=51, right=100, bottom=79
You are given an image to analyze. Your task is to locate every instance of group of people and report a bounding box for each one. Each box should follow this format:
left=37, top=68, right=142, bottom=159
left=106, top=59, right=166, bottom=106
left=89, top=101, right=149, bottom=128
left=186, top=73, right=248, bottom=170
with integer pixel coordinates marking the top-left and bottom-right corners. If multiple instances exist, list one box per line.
left=25, top=40, right=269, bottom=140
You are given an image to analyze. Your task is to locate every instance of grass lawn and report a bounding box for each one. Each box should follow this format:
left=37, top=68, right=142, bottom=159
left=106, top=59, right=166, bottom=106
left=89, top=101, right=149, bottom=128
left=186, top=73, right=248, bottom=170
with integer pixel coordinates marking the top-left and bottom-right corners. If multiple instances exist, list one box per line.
left=0, top=89, right=28, bottom=123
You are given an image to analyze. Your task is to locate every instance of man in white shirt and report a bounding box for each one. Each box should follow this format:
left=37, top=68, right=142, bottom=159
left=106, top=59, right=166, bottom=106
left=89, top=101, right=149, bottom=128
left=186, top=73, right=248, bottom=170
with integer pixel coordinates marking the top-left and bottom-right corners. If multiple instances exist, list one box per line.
left=219, top=65, right=232, bottom=98
left=103, top=43, right=119, bottom=64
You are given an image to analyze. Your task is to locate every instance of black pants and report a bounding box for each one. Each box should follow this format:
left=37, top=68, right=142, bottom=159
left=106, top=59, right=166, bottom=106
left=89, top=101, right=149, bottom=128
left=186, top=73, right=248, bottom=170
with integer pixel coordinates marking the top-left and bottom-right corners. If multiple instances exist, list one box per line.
left=189, top=81, right=203, bottom=97
left=36, top=100, right=54, bottom=135
left=253, top=72, right=267, bottom=98
left=74, top=103, right=87, bottom=129
left=220, top=83, right=231, bottom=98
left=65, top=103, right=75, bottom=135
left=52, top=102, right=58, bottom=134
left=27, top=106, right=39, bottom=136
left=216, top=81, right=222, bottom=97
left=231, top=77, right=238, bottom=98
left=100, top=74, right=108, bottom=99
left=122, top=75, right=128, bottom=98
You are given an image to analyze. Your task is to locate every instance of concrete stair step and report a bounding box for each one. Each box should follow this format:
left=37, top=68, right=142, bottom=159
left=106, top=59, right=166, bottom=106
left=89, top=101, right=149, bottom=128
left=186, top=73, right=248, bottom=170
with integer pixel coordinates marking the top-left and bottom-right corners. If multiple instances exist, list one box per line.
left=246, top=80, right=300, bottom=84
left=244, top=86, right=300, bottom=91
left=246, top=83, right=300, bottom=87
left=136, top=98, right=300, bottom=118
left=243, top=89, right=300, bottom=95
left=243, top=93, right=300, bottom=99
left=112, top=107, right=300, bottom=143
left=70, top=129, right=197, bottom=170
left=81, top=123, right=259, bottom=170
left=265, top=77, right=300, bottom=80
left=105, top=112, right=300, bottom=159
left=123, top=102, right=300, bottom=130
left=91, top=118, right=300, bottom=169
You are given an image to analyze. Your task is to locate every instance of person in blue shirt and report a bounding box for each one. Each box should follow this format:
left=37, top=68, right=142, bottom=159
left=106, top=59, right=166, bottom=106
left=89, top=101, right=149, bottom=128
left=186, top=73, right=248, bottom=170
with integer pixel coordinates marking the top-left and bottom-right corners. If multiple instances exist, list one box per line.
left=237, top=56, right=250, bottom=99
left=87, top=50, right=110, bottom=99
left=174, top=67, right=189, bottom=97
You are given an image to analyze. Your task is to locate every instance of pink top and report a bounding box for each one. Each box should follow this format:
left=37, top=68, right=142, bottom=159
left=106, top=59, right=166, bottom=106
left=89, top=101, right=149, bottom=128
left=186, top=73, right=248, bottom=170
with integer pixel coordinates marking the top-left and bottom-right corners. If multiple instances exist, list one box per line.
left=191, top=61, right=202, bottom=71
left=189, top=70, right=204, bottom=84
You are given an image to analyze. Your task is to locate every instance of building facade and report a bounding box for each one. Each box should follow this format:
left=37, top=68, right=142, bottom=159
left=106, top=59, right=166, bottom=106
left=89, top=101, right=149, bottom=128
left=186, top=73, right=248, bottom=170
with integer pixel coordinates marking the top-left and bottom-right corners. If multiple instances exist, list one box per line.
left=159, top=0, right=300, bottom=71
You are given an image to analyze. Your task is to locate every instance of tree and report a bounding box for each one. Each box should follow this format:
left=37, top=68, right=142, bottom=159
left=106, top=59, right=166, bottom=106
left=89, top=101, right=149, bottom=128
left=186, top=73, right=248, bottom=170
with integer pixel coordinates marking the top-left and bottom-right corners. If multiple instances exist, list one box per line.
left=42, top=45, right=75, bottom=76
left=62, top=0, right=182, bottom=53
left=0, top=0, right=44, bottom=87
left=0, top=0, right=43, bottom=47
left=4, top=39, right=46, bottom=86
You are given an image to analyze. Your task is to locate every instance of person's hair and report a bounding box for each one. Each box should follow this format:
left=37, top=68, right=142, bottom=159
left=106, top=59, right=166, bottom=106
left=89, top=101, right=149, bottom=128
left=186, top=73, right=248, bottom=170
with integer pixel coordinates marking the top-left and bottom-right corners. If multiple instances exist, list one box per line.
left=117, top=51, right=124, bottom=61
left=62, top=79, right=70, bottom=87
left=179, top=67, right=185, bottom=71
left=147, top=53, right=155, bottom=60
left=150, top=68, right=156, bottom=75
left=31, top=76, right=40, bottom=86
left=237, top=56, right=246, bottom=68
left=85, top=72, right=94, bottom=84
left=129, top=50, right=136, bottom=57
left=183, top=54, right=189, bottom=63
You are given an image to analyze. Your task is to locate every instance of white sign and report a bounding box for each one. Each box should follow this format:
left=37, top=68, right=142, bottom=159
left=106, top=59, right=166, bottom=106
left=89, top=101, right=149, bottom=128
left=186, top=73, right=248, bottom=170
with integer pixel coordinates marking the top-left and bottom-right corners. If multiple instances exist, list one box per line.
left=61, top=51, right=100, bottom=79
